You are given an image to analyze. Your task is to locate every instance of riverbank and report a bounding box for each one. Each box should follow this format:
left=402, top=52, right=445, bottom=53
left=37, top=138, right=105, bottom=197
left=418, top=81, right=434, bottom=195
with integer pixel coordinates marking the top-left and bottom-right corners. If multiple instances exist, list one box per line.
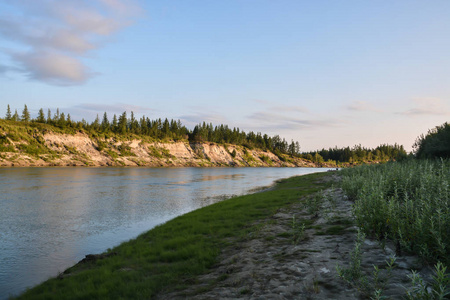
left=13, top=171, right=435, bottom=299
left=0, top=119, right=327, bottom=167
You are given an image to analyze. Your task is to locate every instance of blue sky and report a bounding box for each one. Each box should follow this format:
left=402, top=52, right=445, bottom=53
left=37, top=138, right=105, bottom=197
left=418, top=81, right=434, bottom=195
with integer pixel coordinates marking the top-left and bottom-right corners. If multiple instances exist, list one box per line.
left=1, top=0, right=449, bottom=151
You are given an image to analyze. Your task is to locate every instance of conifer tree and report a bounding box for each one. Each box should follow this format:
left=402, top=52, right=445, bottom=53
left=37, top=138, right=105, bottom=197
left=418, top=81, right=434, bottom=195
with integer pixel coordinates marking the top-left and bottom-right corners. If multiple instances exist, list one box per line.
left=6, top=104, right=12, bottom=120
left=12, top=109, right=19, bottom=121
left=101, top=112, right=110, bottom=131
left=47, top=109, right=52, bottom=123
left=58, top=112, right=66, bottom=127
left=21, top=104, right=30, bottom=122
left=112, top=114, right=118, bottom=132
left=118, top=112, right=127, bottom=135
left=37, top=108, right=45, bottom=123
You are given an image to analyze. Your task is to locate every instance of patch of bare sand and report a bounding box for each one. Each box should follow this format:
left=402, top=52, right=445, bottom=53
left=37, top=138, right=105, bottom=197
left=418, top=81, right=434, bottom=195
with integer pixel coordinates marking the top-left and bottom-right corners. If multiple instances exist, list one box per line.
left=157, top=181, right=434, bottom=299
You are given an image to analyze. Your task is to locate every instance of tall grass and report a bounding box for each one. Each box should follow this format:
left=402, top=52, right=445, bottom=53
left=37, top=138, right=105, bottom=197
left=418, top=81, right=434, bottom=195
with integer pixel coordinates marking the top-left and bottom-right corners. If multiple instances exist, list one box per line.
left=341, top=159, right=450, bottom=265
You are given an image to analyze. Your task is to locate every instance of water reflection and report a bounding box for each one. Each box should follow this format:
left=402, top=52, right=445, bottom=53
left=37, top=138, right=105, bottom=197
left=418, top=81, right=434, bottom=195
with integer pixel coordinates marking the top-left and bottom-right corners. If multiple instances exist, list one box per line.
left=0, top=167, right=328, bottom=298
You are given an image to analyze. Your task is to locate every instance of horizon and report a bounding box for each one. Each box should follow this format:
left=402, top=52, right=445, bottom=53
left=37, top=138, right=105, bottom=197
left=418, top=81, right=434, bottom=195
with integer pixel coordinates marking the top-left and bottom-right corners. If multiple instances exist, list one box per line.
left=1, top=1, right=449, bottom=152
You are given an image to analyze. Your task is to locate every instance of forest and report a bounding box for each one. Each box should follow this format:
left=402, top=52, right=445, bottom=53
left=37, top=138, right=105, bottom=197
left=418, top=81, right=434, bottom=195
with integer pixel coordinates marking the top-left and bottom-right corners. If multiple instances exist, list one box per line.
left=3, top=104, right=416, bottom=164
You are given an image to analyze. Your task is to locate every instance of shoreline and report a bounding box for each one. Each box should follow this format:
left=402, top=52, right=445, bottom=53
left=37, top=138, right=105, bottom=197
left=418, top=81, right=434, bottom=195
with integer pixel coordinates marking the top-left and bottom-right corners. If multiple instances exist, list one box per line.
left=13, top=171, right=432, bottom=299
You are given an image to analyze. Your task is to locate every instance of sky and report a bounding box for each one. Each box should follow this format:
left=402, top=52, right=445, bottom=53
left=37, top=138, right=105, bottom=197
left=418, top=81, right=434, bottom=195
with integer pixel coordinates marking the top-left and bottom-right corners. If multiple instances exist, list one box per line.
left=1, top=0, right=449, bottom=152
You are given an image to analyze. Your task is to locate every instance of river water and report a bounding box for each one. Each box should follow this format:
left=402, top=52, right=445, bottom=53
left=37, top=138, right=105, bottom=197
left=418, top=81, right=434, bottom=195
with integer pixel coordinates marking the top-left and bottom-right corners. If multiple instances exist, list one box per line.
left=0, top=167, right=328, bottom=298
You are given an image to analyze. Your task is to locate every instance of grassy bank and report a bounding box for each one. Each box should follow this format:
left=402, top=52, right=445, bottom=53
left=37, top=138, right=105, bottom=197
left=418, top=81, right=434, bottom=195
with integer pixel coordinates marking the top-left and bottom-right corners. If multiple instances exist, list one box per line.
left=15, top=172, right=332, bottom=299
left=341, top=159, right=450, bottom=266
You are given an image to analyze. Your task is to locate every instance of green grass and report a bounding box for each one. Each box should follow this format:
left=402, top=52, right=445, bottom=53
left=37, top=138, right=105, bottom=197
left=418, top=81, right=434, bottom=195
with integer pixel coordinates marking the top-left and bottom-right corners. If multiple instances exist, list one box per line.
left=341, top=159, right=450, bottom=266
left=15, top=172, right=331, bottom=299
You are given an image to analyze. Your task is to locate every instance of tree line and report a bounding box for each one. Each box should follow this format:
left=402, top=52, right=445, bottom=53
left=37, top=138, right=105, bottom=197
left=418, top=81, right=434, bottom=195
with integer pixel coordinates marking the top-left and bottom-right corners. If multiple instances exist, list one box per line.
left=3, top=104, right=301, bottom=156
left=301, top=144, right=407, bottom=164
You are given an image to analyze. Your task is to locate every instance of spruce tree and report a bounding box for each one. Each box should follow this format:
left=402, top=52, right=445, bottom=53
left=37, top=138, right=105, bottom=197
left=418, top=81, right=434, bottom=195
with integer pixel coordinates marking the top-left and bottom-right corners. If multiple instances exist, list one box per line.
left=6, top=104, right=12, bottom=120
left=101, top=112, right=110, bottom=131
left=37, top=108, right=45, bottom=123
left=21, top=104, right=30, bottom=122
left=12, top=109, right=19, bottom=121
left=112, top=114, right=118, bottom=132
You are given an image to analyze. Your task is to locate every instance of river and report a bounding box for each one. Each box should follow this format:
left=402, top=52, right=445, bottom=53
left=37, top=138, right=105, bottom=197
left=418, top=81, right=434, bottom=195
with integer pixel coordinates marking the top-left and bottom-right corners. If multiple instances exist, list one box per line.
left=0, top=167, right=329, bottom=298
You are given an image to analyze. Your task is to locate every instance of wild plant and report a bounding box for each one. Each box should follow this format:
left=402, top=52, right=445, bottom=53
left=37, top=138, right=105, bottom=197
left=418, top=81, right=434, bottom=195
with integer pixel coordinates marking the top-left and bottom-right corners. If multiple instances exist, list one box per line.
left=291, top=215, right=306, bottom=245
left=405, top=261, right=450, bottom=300
left=336, top=229, right=397, bottom=298
left=336, top=229, right=367, bottom=288
left=341, top=159, right=450, bottom=266
left=304, top=190, right=324, bottom=216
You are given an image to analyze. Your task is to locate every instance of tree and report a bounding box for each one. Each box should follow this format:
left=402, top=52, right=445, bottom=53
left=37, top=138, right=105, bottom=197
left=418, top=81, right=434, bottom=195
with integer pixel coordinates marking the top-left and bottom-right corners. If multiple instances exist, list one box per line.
left=21, top=104, right=30, bottom=122
left=53, top=108, right=60, bottom=123
left=101, top=112, right=110, bottom=132
left=37, top=108, right=45, bottom=123
left=47, top=109, right=52, bottom=123
left=414, top=122, right=450, bottom=159
left=6, top=104, right=11, bottom=120
left=58, top=112, right=66, bottom=127
left=112, top=114, right=118, bottom=132
left=118, top=112, right=127, bottom=135
left=12, top=109, right=19, bottom=121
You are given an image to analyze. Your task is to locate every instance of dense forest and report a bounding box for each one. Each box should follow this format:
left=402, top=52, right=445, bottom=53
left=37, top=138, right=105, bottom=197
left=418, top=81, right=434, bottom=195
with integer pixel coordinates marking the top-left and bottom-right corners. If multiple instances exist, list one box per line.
left=302, top=144, right=407, bottom=165
left=3, top=104, right=415, bottom=165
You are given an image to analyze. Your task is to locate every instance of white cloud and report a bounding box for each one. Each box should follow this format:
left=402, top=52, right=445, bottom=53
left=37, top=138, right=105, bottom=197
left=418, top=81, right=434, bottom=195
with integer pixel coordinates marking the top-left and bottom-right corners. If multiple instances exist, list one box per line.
left=0, top=0, right=141, bottom=85
left=246, top=110, right=345, bottom=131
left=344, top=100, right=383, bottom=112
left=12, top=51, right=92, bottom=85
left=399, top=97, right=450, bottom=116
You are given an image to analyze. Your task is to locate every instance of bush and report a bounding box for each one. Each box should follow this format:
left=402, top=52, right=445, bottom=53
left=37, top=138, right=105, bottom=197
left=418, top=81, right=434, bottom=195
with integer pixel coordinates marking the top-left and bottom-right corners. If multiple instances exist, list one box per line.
left=341, top=160, right=450, bottom=265
left=414, top=122, right=450, bottom=159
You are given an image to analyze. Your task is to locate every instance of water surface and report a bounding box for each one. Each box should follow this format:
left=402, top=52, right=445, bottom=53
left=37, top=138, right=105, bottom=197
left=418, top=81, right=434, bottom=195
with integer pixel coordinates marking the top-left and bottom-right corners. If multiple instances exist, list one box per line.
left=0, top=167, right=328, bottom=298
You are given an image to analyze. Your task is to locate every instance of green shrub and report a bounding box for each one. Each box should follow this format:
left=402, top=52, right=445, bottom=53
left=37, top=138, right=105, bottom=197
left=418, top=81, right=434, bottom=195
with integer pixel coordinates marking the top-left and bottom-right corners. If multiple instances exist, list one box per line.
left=341, top=160, right=450, bottom=265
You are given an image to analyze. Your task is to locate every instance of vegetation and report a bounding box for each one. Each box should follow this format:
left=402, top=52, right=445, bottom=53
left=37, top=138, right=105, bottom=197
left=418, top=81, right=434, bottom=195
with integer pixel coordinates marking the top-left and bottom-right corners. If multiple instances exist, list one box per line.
left=3, top=104, right=302, bottom=156
left=302, top=143, right=407, bottom=165
left=341, top=159, right=450, bottom=266
left=15, top=172, right=331, bottom=299
left=414, top=122, right=450, bottom=159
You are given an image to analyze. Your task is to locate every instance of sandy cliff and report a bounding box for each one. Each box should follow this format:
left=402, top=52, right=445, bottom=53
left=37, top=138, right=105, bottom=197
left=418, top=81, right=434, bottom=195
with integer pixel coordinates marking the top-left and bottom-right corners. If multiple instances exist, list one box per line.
left=0, top=131, right=318, bottom=167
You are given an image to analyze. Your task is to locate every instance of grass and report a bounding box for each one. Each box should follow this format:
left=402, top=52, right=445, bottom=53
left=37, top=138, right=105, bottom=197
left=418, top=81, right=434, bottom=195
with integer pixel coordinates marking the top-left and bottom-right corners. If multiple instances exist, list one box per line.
left=15, top=172, right=332, bottom=300
left=341, top=159, right=450, bottom=266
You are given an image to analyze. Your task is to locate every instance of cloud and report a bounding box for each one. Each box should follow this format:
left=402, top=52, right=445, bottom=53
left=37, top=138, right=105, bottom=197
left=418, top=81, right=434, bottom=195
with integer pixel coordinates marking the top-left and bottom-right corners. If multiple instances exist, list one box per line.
left=11, top=51, right=92, bottom=85
left=344, top=100, right=383, bottom=112
left=251, top=99, right=309, bottom=114
left=246, top=111, right=344, bottom=131
left=399, top=98, right=450, bottom=116
left=179, top=109, right=228, bottom=126
left=74, top=103, right=155, bottom=114
left=0, top=0, right=141, bottom=85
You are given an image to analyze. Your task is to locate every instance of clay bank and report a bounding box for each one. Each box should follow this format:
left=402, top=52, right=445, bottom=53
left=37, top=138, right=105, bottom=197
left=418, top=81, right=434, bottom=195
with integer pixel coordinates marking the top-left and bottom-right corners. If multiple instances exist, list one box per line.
left=0, top=130, right=323, bottom=168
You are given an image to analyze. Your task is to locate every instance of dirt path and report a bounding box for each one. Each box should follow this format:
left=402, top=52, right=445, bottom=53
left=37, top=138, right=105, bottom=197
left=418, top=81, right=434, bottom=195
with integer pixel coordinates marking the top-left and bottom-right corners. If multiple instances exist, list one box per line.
left=157, top=177, right=434, bottom=299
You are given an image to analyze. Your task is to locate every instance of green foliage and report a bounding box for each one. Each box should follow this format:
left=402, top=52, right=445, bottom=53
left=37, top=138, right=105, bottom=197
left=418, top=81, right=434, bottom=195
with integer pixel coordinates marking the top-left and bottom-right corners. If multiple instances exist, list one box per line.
left=259, top=154, right=271, bottom=163
left=341, top=160, right=450, bottom=266
left=291, top=215, right=306, bottom=245
left=414, top=122, right=450, bottom=159
left=3, top=105, right=302, bottom=157
left=5, top=104, right=11, bottom=120
left=406, top=262, right=450, bottom=299
left=117, top=143, right=135, bottom=156
left=336, top=230, right=397, bottom=298
left=304, top=144, right=407, bottom=164
left=21, top=105, right=30, bottom=122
